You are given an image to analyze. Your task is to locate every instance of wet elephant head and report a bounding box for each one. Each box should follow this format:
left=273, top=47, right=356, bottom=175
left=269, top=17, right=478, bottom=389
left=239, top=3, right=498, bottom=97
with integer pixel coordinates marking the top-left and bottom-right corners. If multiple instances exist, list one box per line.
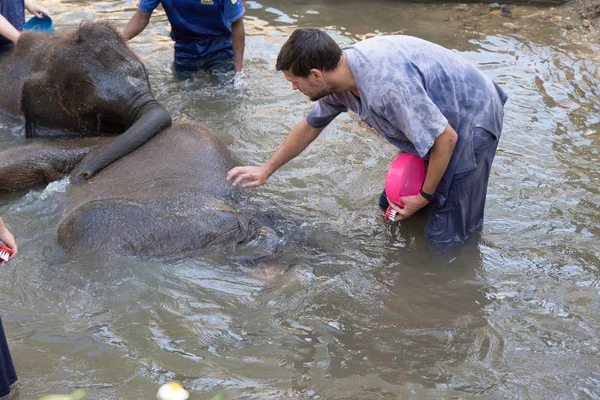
left=0, top=21, right=171, bottom=180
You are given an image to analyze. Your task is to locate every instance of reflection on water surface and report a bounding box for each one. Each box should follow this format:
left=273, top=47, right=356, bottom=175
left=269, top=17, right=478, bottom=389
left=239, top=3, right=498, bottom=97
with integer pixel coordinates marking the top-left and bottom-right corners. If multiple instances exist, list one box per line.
left=1, top=0, right=600, bottom=398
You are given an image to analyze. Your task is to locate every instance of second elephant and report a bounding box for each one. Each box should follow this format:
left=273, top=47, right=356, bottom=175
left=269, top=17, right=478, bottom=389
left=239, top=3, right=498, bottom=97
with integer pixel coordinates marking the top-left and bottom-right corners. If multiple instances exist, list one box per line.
left=0, top=21, right=171, bottom=181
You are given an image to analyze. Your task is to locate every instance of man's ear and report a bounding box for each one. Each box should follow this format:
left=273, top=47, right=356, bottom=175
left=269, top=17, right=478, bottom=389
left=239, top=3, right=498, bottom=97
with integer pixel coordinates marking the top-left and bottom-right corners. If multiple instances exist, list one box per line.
left=309, top=69, right=323, bottom=81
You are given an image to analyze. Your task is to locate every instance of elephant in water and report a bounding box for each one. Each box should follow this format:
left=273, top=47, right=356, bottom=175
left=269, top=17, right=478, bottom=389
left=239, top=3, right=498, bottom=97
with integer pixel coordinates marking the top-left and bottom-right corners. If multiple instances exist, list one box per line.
left=0, top=21, right=171, bottom=181
left=67, top=122, right=283, bottom=258
left=1, top=122, right=283, bottom=259
left=0, top=22, right=283, bottom=259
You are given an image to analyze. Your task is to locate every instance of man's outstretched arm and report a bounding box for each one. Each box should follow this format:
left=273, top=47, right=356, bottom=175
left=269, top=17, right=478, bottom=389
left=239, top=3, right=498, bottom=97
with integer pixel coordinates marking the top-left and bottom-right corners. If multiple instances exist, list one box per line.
left=227, top=118, right=324, bottom=188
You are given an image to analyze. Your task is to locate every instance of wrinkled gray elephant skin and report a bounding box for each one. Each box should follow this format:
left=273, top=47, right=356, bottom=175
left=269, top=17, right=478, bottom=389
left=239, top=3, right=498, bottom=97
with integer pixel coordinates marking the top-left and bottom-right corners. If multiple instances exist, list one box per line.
left=58, top=122, right=255, bottom=257
left=1, top=122, right=280, bottom=258
left=0, top=120, right=282, bottom=258
left=0, top=21, right=172, bottom=181
left=63, top=123, right=284, bottom=258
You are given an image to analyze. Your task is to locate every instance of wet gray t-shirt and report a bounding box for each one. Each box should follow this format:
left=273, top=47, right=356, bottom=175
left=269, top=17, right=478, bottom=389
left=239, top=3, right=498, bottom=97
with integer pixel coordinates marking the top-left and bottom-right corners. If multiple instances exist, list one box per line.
left=306, top=35, right=508, bottom=202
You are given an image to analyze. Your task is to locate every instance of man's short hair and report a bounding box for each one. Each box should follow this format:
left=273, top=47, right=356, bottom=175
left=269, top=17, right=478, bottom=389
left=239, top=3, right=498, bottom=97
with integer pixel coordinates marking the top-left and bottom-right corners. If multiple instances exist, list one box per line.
left=276, top=28, right=342, bottom=78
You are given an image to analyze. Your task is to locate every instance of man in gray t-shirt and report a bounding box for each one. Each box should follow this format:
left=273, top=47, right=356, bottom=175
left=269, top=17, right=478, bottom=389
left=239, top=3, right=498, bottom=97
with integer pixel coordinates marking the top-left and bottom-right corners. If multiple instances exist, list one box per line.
left=227, top=28, right=508, bottom=246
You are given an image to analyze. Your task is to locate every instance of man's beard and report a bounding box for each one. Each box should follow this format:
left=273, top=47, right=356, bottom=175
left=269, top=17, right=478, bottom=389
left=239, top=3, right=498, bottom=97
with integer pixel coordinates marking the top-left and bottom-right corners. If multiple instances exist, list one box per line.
left=308, top=86, right=334, bottom=102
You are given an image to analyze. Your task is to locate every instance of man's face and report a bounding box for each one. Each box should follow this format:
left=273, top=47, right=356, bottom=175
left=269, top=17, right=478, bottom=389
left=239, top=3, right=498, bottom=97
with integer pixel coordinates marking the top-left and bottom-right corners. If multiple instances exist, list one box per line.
left=283, top=69, right=332, bottom=102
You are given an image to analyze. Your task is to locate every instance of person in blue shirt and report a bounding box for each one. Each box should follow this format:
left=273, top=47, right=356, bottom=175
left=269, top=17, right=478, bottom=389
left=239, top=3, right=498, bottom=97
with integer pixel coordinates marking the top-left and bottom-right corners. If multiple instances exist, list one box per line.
left=123, top=0, right=245, bottom=79
left=227, top=28, right=508, bottom=247
left=0, top=216, right=17, bottom=399
left=0, top=0, right=50, bottom=49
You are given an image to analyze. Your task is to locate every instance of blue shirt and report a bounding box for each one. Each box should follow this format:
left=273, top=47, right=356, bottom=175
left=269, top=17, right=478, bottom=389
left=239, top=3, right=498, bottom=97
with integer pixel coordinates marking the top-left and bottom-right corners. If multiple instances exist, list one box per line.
left=0, top=0, right=25, bottom=46
left=138, top=0, right=245, bottom=62
left=306, top=35, right=508, bottom=205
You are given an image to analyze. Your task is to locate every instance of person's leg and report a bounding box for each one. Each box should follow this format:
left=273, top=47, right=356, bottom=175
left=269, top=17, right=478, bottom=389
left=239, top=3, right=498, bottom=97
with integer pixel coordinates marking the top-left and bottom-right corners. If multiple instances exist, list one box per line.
left=0, top=318, right=17, bottom=399
left=378, top=189, right=389, bottom=211
left=172, top=41, right=203, bottom=80
left=172, top=61, right=198, bottom=80
left=204, top=50, right=235, bottom=82
left=424, top=127, right=500, bottom=246
left=173, top=51, right=234, bottom=81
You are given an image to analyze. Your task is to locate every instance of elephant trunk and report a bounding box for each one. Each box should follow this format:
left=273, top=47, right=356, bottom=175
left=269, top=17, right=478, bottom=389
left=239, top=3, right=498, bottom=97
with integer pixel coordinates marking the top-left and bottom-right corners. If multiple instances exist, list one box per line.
left=0, top=138, right=110, bottom=191
left=75, top=100, right=172, bottom=181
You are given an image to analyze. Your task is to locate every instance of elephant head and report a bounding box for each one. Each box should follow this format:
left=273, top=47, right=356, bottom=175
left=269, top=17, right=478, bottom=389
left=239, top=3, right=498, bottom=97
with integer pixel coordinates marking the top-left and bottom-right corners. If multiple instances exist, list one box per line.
left=0, top=21, right=171, bottom=181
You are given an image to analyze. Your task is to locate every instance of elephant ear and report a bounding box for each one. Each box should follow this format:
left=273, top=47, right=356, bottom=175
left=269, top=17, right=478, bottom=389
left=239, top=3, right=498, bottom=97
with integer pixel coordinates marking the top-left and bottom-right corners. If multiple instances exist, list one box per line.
left=45, top=41, right=98, bottom=115
left=21, top=70, right=94, bottom=137
left=21, top=72, right=56, bottom=137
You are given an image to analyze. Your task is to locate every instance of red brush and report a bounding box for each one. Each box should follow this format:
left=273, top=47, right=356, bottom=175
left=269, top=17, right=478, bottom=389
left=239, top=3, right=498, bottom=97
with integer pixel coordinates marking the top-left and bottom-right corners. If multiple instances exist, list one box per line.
left=0, top=245, right=13, bottom=263
left=385, top=206, right=398, bottom=222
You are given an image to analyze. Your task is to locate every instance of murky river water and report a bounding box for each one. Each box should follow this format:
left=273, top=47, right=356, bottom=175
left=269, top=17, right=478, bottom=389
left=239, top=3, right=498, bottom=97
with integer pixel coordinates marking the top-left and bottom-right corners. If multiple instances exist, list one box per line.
left=1, top=0, right=600, bottom=398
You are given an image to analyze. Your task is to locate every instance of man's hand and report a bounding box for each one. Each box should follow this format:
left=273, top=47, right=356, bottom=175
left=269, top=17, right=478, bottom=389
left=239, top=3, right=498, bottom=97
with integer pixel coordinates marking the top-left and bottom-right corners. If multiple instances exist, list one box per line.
left=233, top=70, right=247, bottom=89
left=0, top=223, right=17, bottom=260
left=387, top=194, right=429, bottom=221
left=227, top=166, right=270, bottom=188
left=24, top=0, right=50, bottom=18
left=388, top=123, right=456, bottom=222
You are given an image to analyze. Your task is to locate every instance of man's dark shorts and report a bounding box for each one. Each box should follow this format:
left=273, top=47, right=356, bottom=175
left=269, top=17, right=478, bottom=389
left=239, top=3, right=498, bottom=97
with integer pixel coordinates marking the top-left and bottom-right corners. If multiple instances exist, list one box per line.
left=173, top=49, right=235, bottom=80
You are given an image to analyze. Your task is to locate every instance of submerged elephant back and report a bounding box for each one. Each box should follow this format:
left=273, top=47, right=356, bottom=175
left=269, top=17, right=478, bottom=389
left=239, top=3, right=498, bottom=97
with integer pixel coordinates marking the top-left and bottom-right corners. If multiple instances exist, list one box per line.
left=68, top=121, right=240, bottom=204
left=58, top=122, right=252, bottom=257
